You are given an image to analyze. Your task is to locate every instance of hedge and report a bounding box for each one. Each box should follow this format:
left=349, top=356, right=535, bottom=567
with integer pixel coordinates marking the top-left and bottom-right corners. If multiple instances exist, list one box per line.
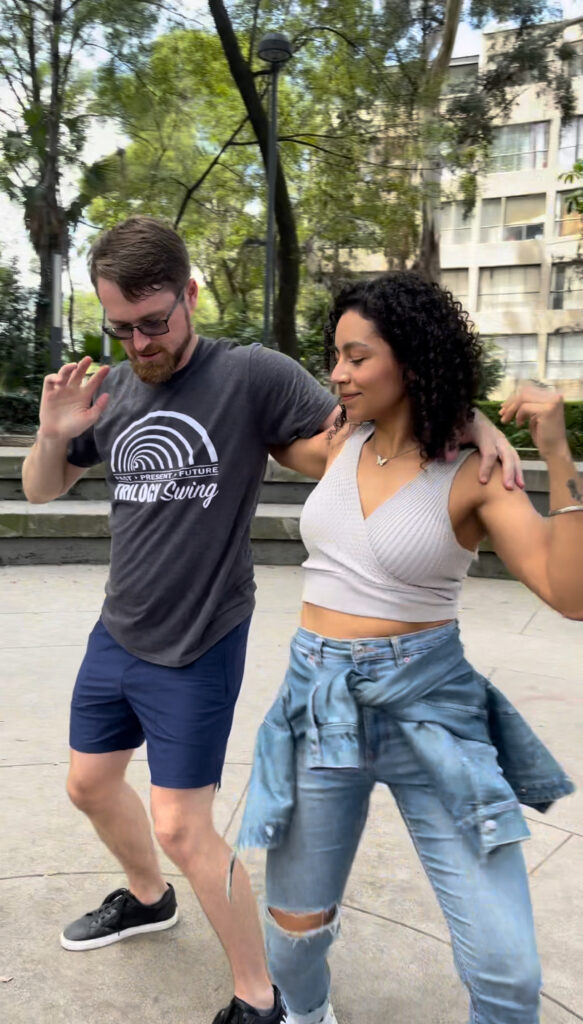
left=1, top=390, right=582, bottom=460
left=477, top=400, right=583, bottom=460
left=0, top=392, right=39, bottom=433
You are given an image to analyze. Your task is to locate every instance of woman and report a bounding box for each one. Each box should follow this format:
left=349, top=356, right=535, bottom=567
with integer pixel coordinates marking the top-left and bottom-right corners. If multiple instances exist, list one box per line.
left=237, top=272, right=582, bottom=1024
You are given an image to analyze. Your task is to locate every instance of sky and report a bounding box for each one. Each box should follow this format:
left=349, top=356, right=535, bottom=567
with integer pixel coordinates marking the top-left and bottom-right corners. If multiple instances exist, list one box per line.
left=0, top=0, right=580, bottom=295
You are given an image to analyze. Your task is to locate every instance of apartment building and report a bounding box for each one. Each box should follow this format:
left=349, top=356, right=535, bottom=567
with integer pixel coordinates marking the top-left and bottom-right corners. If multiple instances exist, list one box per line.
left=351, top=23, right=583, bottom=397
left=440, top=25, right=583, bottom=397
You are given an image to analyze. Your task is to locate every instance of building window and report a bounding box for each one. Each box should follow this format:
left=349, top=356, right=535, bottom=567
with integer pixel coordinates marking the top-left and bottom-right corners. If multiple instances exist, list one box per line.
left=444, top=61, right=479, bottom=95
left=562, top=40, right=583, bottom=78
left=559, top=116, right=583, bottom=169
left=441, top=269, right=469, bottom=304
left=488, top=122, right=549, bottom=172
left=478, top=265, right=541, bottom=310
left=554, top=190, right=583, bottom=237
left=546, top=332, right=583, bottom=379
left=480, top=194, right=545, bottom=242
left=495, top=335, right=538, bottom=379
left=440, top=202, right=473, bottom=244
left=550, top=262, right=583, bottom=309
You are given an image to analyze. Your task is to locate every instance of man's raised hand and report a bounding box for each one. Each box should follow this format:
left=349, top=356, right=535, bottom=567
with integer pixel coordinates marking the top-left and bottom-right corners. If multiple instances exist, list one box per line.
left=37, top=357, right=110, bottom=442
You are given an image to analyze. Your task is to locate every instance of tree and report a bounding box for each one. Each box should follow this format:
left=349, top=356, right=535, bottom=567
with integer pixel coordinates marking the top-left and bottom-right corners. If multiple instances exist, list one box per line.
left=88, top=1, right=582, bottom=364
left=0, top=0, right=166, bottom=372
left=208, top=0, right=301, bottom=358
left=212, top=1, right=582, bottom=287
left=90, top=28, right=268, bottom=341
left=476, top=337, right=506, bottom=399
left=560, top=158, right=583, bottom=245
left=0, top=257, right=36, bottom=391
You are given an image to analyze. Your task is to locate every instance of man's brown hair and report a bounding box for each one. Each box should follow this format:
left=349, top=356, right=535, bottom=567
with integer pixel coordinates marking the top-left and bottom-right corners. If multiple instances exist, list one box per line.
left=89, top=216, right=191, bottom=300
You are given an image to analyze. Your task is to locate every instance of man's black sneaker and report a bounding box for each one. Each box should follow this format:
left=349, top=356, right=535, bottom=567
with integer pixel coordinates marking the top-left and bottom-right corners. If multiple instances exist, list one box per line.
left=212, top=986, right=286, bottom=1023
left=60, top=883, right=178, bottom=951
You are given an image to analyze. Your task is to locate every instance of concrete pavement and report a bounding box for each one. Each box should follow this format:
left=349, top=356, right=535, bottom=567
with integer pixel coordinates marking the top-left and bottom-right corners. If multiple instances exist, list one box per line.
left=1, top=566, right=582, bottom=1023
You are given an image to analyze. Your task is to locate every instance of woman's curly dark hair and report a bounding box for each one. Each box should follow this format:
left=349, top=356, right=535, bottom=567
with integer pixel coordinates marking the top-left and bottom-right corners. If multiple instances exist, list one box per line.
left=324, top=271, right=483, bottom=460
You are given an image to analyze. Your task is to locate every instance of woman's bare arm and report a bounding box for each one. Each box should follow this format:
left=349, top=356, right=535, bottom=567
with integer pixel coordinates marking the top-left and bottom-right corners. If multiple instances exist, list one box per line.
left=473, top=386, right=583, bottom=619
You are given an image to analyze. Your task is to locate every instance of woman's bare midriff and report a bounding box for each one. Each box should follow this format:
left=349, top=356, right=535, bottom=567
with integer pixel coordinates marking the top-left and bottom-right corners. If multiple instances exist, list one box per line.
left=301, top=602, right=453, bottom=640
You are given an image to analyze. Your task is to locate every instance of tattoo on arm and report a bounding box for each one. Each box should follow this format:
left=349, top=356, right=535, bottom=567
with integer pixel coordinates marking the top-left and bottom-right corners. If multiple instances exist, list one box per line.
left=567, top=478, right=583, bottom=504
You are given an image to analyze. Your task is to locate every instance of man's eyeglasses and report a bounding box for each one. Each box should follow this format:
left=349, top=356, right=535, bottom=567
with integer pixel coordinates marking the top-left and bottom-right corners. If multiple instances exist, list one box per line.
left=102, top=287, right=185, bottom=340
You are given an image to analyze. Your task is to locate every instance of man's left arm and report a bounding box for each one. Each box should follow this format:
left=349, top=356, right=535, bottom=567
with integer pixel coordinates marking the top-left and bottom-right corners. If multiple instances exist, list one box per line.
left=248, top=344, right=338, bottom=445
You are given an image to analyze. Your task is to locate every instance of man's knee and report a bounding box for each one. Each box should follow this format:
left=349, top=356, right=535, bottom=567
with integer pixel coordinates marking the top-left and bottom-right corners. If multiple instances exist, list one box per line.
left=153, top=814, right=192, bottom=859
left=66, top=771, right=114, bottom=812
left=151, top=792, right=216, bottom=866
left=66, top=750, right=131, bottom=812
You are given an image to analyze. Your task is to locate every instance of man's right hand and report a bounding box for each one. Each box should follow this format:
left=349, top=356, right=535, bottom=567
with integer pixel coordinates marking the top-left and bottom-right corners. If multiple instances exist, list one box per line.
left=38, top=356, right=110, bottom=442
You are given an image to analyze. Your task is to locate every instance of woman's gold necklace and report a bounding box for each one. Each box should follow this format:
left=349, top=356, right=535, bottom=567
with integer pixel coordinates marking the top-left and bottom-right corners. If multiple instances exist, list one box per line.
left=371, top=441, right=419, bottom=468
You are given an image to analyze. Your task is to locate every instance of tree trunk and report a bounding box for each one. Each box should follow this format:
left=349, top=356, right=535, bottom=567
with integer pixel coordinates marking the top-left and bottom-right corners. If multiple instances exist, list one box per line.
left=208, top=0, right=300, bottom=359
left=413, top=117, right=442, bottom=283
left=413, top=0, right=463, bottom=283
left=30, top=0, right=68, bottom=373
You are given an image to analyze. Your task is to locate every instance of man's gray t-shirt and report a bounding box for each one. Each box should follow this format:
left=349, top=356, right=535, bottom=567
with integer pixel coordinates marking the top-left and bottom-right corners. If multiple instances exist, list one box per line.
left=68, top=338, right=336, bottom=667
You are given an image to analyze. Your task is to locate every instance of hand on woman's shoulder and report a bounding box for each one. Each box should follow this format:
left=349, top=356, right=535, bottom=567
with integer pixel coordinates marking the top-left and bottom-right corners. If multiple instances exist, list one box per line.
left=326, top=420, right=361, bottom=466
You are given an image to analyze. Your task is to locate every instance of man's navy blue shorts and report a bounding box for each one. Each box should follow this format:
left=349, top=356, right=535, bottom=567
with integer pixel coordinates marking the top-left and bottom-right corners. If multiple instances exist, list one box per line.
left=69, top=616, right=251, bottom=789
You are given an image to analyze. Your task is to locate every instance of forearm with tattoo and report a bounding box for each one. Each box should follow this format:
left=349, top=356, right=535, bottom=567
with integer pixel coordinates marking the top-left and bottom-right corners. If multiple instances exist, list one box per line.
left=567, top=478, right=583, bottom=504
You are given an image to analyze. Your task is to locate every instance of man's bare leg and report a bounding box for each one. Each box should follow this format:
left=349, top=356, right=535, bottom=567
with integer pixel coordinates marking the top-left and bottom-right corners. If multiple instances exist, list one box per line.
left=66, top=749, right=166, bottom=905
left=151, top=783, right=273, bottom=1010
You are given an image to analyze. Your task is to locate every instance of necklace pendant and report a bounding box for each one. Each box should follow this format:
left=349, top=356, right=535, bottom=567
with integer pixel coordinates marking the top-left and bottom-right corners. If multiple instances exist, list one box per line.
left=376, top=454, right=388, bottom=467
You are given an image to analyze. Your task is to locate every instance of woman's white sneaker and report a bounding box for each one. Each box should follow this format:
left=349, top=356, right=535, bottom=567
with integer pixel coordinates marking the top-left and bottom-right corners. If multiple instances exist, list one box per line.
left=286, top=1006, right=338, bottom=1024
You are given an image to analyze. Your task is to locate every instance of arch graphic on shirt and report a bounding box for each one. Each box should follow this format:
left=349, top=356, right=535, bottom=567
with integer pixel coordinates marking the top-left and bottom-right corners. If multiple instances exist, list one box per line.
left=111, top=411, right=218, bottom=482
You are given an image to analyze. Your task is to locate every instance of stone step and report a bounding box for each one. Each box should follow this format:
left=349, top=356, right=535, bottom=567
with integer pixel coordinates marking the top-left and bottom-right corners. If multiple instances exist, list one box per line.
left=0, top=501, right=307, bottom=567
left=1, top=448, right=575, bottom=522
left=0, top=449, right=317, bottom=503
left=0, top=498, right=511, bottom=575
left=3, top=449, right=578, bottom=574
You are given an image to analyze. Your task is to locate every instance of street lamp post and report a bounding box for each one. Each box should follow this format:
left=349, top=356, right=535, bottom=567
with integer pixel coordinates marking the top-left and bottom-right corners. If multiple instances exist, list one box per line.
left=258, top=32, right=293, bottom=347
left=101, top=323, right=112, bottom=365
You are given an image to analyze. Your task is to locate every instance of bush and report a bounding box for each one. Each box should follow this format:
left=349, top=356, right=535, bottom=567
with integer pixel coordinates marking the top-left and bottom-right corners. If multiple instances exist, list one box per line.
left=0, top=391, right=38, bottom=433
left=476, top=339, right=505, bottom=400
left=478, top=400, right=583, bottom=460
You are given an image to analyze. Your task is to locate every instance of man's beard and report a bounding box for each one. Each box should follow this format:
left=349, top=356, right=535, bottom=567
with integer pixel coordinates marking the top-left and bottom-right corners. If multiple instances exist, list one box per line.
left=128, top=328, right=192, bottom=384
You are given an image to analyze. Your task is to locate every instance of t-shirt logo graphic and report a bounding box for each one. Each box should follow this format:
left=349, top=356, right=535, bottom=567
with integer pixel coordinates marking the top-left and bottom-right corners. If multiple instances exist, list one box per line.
left=111, top=411, right=219, bottom=507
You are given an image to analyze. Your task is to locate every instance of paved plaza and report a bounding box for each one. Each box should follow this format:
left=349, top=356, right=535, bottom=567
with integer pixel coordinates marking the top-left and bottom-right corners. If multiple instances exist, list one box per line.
left=1, top=565, right=582, bottom=1023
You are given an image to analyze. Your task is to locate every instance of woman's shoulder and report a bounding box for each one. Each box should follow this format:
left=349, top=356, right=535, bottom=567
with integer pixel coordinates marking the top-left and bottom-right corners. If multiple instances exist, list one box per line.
left=326, top=421, right=369, bottom=464
left=449, top=447, right=509, bottom=510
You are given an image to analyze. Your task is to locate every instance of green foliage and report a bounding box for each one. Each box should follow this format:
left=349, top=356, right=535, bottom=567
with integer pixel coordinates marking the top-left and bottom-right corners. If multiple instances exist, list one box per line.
left=0, top=259, right=36, bottom=392
left=0, top=0, right=572, bottom=367
left=89, top=1, right=575, bottom=311
left=559, top=161, right=583, bottom=237
left=90, top=28, right=267, bottom=335
left=0, top=391, right=39, bottom=432
left=476, top=338, right=506, bottom=400
left=0, top=0, right=167, bottom=363
left=478, top=400, right=583, bottom=459
left=0, top=1, right=163, bottom=218
left=295, top=286, right=333, bottom=382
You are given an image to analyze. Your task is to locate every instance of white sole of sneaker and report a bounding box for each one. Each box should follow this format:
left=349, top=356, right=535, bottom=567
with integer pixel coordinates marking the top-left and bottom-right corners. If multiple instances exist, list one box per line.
left=286, top=1006, right=338, bottom=1024
left=59, top=909, right=179, bottom=951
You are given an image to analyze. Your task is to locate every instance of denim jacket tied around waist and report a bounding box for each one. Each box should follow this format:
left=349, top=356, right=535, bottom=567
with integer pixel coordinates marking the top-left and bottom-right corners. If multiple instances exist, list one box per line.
left=237, top=625, right=574, bottom=859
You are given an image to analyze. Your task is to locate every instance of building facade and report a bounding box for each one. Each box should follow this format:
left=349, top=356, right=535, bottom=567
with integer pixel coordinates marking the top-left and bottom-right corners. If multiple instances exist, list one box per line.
left=353, top=24, right=583, bottom=398
left=440, top=25, right=583, bottom=397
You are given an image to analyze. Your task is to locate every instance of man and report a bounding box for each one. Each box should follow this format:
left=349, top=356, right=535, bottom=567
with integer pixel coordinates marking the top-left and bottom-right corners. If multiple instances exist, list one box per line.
left=22, top=216, right=519, bottom=1024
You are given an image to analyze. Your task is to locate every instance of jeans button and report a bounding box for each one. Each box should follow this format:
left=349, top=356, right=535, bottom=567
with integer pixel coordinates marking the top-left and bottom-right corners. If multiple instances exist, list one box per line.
left=483, top=818, right=497, bottom=832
